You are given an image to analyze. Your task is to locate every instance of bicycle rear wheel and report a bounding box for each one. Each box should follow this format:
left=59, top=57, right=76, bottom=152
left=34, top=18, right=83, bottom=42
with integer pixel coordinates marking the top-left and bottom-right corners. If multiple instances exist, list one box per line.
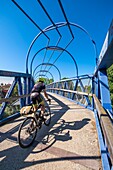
left=18, top=117, right=37, bottom=148
left=44, top=106, right=51, bottom=126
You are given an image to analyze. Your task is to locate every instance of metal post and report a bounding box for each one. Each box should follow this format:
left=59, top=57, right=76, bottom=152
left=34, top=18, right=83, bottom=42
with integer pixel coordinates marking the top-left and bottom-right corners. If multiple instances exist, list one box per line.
left=98, top=69, right=112, bottom=112
left=17, top=77, right=24, bottom=108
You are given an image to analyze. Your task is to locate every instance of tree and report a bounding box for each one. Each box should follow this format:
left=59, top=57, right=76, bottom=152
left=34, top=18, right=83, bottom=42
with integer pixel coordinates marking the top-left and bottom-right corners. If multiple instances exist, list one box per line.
left=61, top=77, right=74, bottom=90
left=36, top=77, right=54, bottom=85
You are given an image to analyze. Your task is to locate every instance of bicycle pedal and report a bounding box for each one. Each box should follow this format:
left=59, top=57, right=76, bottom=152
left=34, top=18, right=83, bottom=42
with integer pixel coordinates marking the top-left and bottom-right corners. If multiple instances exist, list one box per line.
left=41, top=116, right=46, bottom=121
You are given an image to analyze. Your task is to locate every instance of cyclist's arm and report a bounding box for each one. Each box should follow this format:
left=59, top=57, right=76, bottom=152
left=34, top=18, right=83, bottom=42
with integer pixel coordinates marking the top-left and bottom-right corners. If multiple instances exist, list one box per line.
left=43, top=89, right=49, bottom=100
left=43, top=89, right=51, bottom=104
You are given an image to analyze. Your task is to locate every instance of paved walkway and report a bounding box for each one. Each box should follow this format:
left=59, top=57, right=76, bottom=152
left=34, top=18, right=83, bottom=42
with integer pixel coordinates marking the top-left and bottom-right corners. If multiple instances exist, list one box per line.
left=0, top=93, right=102, bottom=170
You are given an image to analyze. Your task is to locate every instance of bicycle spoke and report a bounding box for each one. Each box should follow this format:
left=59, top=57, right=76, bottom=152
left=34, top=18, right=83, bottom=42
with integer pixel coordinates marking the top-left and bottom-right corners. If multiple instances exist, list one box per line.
left=18, top=117, right=37, bottom=148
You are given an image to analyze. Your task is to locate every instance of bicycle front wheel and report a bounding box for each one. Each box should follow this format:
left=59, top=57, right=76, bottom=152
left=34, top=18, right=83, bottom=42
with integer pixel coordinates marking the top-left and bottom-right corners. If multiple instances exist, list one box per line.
left=44, top=106, right=51, bottom=126
left=18, top=117, right=37, bottom=148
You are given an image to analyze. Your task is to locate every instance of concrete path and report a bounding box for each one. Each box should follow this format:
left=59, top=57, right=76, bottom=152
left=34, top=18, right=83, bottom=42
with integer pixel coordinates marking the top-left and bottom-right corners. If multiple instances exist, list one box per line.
left=0, top=93, right=102, bottom=170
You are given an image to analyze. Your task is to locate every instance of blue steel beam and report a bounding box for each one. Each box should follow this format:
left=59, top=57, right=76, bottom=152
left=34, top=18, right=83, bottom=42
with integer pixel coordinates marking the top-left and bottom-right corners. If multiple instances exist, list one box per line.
left=58, top=0, right=74, bottom=38
left=95, top=20, right=113, bottom=75
left=0, top=70, right=31, bottom=78
left=0, top=70, right=33, bottom=119
left=95, top=39, right=113, bottom=75
left=98, top=69, right=112, bottom=112
left=12, top=0, right=50, bottom=39
left=17, top=77, right=24, bottom=108
left=38, top=0, right=62, bottom=73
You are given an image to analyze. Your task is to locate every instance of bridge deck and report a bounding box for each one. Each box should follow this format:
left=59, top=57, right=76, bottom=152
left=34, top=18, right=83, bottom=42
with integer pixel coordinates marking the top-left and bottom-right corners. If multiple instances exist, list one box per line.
left=0, top=93, right=102, bottom=170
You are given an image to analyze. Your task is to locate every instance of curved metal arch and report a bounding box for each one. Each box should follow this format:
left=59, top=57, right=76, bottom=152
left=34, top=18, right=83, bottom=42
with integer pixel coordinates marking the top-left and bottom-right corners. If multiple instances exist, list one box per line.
left=34, top=70, right=54, bottom=81
left=26, top=22, right=97, bottom=74
left=33, top=63, right=61, bottom=80
left=30, top=46, right=78, bottom=77
left=35, top=74, right=49, bottom=80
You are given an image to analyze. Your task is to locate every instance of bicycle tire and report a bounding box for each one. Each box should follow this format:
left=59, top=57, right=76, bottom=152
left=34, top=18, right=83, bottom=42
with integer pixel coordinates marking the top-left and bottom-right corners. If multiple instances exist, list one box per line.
left=44, top=106, right=51, bottom=126
left=18, top=116, right=37, bottom=148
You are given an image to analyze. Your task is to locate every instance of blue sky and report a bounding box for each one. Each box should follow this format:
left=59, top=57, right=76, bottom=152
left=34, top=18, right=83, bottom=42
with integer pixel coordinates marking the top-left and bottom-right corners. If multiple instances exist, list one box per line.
left=0, top=0, right=113, bottom=83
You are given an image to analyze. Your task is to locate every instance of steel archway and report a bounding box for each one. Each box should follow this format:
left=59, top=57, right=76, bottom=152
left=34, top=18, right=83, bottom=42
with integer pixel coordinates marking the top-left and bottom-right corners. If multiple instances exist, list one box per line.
left=30, top=46, right=78, bottom=77
left=33, top=63, right=61, bottom=80
left=26, top=22, right=97, bottom=74
left=35, top=74, right=50, bottom=84
left=34, top=70, right=54, bottom=81
left=35, top=74, right=49, bottom=80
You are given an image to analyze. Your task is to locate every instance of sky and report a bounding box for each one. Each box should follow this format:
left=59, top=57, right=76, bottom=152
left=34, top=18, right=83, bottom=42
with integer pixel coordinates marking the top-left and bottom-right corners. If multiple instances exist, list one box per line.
left=0, top=0, right=113, bottom=83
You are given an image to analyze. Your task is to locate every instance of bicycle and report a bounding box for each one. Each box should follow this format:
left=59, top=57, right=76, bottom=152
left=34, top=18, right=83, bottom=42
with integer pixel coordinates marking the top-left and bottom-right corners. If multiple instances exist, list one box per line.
left=18, top=100, right=51, bottom=148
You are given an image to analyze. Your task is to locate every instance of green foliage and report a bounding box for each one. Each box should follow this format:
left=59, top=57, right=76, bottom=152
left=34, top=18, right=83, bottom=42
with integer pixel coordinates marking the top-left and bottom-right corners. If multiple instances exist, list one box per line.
left=36, top=77, right=54, bottom=84
left=1, top=83, right=20, bottom=119
left=3, top=104, right=20, bottom=118
left=12, top=84, right=18, bottom=96
left=49, top=79, right=54, bottom=84
left=77, top=86, right=81, bottom=91
left=85, top=85, right=91, bottom=93
left=107, top=64, right=113, bottom=107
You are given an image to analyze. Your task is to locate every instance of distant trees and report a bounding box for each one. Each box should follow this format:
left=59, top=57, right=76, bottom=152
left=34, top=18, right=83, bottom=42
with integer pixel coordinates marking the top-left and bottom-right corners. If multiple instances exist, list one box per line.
left=61, top=77, right=74, bottom=90
left=36, top=78, right=54, bottom=84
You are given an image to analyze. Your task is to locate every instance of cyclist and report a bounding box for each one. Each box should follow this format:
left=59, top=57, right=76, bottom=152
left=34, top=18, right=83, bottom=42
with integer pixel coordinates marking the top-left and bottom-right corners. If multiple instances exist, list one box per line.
left=30, top=78, right=51, bottom=117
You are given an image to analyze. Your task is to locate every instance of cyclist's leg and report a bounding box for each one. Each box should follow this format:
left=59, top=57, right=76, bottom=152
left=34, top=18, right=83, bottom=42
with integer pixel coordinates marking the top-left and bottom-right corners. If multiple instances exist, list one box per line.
left=30, top=93, right=38, bottom=126
left=37, top=94, right=45, bottom=116
left=41, top=103, right=45, bottom=114
left=30, top=92, right=39, bottom=112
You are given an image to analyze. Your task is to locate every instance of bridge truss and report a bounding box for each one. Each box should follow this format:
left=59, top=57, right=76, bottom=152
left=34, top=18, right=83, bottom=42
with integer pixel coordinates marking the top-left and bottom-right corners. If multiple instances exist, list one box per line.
left=0, top=1, right=113, bottom=169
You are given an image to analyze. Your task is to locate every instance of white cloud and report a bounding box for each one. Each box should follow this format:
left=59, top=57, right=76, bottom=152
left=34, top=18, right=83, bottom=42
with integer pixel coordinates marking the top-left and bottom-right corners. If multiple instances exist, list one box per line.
left=0, top=77, right=13, bottom=85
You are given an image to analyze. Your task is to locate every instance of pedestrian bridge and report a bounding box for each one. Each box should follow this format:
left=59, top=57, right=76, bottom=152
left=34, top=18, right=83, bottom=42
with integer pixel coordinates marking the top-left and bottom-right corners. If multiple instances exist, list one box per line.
left=0, top=90, right=113, bottom=170
left=0, top=1, right=113, bottom=170
left=0, top=93, right=102, bottom=170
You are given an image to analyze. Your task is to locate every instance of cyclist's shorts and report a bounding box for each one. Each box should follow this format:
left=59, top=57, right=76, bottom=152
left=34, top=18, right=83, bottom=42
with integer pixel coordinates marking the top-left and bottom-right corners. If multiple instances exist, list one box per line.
left=30, top=92, right=44, bottom=106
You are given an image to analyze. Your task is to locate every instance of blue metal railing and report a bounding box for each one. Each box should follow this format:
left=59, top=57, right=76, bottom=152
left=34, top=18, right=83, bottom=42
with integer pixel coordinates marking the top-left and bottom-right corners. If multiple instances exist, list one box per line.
left=46, top=74, right=94, bottom=110
left=46, top=74, right=113, bottom=169
left=0, top=70, right=33, bottom=121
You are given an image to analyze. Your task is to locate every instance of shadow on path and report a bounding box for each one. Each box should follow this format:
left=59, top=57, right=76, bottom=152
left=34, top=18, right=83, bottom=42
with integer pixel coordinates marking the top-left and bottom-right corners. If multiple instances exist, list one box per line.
left=0, top=93, right=94, bottom=170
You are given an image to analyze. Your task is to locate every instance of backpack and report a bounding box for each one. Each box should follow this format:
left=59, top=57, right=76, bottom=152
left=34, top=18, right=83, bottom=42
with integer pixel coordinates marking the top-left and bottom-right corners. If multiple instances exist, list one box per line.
left=20, top=106, right=34, bottom=115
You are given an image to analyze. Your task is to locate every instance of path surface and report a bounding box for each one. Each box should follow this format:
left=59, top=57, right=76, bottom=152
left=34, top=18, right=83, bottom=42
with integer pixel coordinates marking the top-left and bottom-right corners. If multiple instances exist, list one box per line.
left=0, top=93, right=102, bottom=170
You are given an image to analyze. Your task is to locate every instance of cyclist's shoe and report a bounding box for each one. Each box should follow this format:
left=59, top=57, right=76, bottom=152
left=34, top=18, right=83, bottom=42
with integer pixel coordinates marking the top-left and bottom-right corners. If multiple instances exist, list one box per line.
left=40, top=115, right=46, bottom=122
left=36, top=113, right=39, bottom=120
left=48, top=98, right=51, bottom=105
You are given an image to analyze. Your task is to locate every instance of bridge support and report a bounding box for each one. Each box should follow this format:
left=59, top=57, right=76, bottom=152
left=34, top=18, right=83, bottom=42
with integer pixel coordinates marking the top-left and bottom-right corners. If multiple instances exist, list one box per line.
left=0, top=70, right=33, bottom=121
left=0, top=78, right=18, bottom=119
left=98, top=69, right=112, bottom=112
